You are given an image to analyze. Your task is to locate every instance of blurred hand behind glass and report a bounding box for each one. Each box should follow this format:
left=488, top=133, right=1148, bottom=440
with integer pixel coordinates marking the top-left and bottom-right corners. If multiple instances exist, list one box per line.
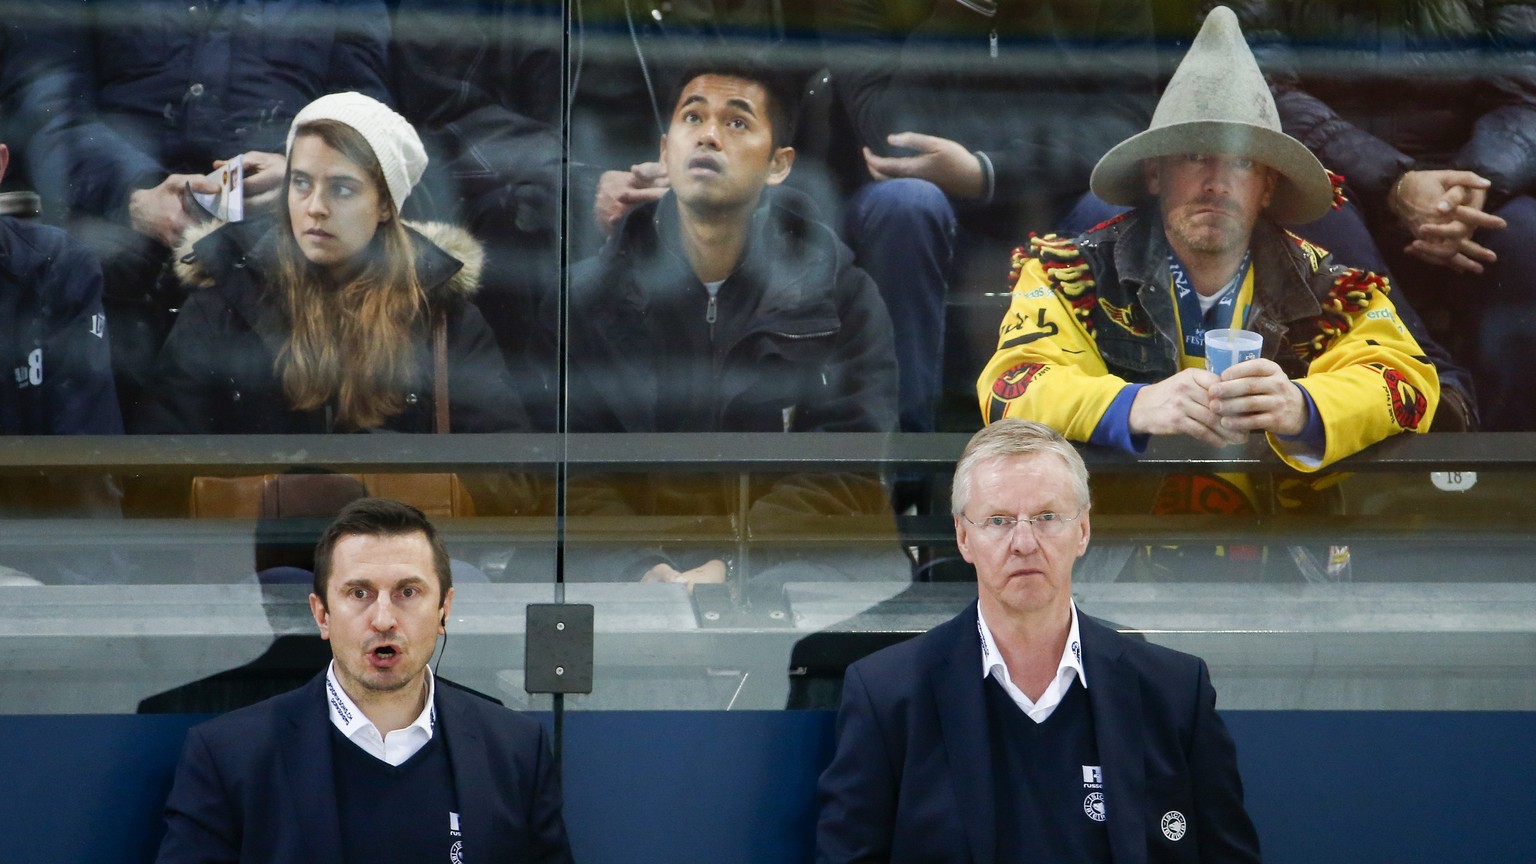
left=219, top=151, right=287, bottom=211
left=863, top=132, right=984, bottom=200
left=640, top=559, right=727, bottom=591
left=595, top=162, right=671, bottom=237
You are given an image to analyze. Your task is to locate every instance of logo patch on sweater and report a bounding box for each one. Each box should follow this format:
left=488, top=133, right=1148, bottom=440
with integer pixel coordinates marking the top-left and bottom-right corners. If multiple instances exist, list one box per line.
left=1161, top=810, right=1187, bottom=841
left=1084, top=791, right=1107, bottom=822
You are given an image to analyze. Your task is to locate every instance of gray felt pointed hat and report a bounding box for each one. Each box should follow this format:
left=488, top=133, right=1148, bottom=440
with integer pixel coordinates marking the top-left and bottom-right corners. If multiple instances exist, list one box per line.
left=1089, top=5, right=1333, bottom=224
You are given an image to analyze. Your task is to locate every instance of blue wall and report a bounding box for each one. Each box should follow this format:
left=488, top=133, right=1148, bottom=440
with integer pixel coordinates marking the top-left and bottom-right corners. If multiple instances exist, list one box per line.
left=1, top=715, right=191, bottom=863
left=3, top=711, right=1534, bottom=862
left=1226, top=712, right=1536, bottom=861
left=564, top=712, right=836, bottom=863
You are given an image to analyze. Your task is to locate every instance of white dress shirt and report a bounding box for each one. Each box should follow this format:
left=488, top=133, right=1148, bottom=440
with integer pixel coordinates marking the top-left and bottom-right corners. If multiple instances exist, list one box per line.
left=977, top=599, right=1088, bottom=724
left=324, top=661, right=437, bottom=766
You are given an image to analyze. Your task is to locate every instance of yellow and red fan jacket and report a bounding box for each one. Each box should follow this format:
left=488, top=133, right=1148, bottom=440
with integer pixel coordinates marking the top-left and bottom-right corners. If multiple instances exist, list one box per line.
left=977, top=211, right=1439, bottom=471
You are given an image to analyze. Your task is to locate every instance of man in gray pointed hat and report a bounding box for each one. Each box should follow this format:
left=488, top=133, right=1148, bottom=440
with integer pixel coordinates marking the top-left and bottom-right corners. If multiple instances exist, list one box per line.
left=978, top=6, right=1440, bottom=474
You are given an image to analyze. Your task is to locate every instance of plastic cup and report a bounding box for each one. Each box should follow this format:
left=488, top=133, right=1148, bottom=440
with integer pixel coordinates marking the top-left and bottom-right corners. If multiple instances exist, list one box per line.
left=1204, top=328, right=1263, bottom=375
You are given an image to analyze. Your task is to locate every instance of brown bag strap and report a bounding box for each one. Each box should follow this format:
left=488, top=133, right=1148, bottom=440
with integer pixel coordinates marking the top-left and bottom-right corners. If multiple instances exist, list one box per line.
left=433, top=309, right=450, bottom=434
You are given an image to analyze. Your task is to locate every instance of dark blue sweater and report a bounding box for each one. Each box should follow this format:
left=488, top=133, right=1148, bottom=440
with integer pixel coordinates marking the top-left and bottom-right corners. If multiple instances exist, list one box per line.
left=985, top=675, right=1112, bottom=863
left=331, top=726, right=461, bottom=864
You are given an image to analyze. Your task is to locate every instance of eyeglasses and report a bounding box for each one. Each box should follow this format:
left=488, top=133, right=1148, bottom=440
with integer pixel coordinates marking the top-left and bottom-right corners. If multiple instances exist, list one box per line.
left=960, top=509, right=1084, bottom=540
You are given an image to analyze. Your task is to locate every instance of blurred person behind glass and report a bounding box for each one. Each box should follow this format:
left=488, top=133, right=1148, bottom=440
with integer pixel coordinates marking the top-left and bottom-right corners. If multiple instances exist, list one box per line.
left=0, top=140, right=119, bottom=436
left=1222, top=0, right=1536, bottom=429
left=813, top=0, right=1158, bottom=432
left=8, top=0, right=392, bottom=423
left=391, top=2, right=819, bottom=430
left=978, top=7, right=1440, bottom=581
left=391, top=0, right=563, bottom=429
left=562, top=61, right=905, bottom=588
left=134, top=93, right=525, bottom=436
left=0, top=135, right=128, bottom=583
left=575, top=1, right=793, bottom=223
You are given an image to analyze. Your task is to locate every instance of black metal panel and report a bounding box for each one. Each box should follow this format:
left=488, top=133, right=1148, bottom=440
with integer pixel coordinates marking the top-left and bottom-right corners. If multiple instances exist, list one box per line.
left=524, top=603, right=595, bottom=694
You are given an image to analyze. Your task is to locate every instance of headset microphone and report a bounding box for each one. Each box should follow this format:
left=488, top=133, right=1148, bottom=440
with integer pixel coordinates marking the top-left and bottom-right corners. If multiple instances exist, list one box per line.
left=433, top=611, right=449, bottom=673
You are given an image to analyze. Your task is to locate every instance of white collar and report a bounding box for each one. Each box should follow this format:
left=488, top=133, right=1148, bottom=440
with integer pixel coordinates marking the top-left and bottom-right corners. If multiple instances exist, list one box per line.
left=325, top=661, right=436, bottom=765
left=977, top=599, right=1087, bottom=723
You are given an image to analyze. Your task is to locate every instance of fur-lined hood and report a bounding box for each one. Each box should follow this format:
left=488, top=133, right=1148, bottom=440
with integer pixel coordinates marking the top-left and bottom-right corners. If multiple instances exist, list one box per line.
left=172, top=217, right=485, bottom=302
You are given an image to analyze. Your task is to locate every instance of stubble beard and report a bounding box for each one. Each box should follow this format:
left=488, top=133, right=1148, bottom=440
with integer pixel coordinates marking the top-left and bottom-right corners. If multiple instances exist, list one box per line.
left=342, top=654, right=420, bottom=695
left=1167, top=209, right=1246, bottom=258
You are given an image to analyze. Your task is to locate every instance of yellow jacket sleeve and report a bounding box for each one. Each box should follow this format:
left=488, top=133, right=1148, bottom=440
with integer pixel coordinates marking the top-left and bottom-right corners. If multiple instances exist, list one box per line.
left=976, top=258, right=1134, bottom=441
left=1272, top=277, right=1439, bottom=471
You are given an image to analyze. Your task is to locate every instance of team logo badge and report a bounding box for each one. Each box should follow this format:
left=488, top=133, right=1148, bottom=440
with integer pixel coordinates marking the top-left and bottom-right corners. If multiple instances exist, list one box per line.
left=992, top=363, right=1045, bottom=401
left=1161, top=810, right=1187, bottom=841
left=986, top=363, right=1046, bottom=424
left=1373, top=364, right=1427, bottom=430
left=449, top=840, right=464, bottom=863
left=1098, top=297, right=1151, bottom=335
left=1083, top=792, right=1107, bottom=822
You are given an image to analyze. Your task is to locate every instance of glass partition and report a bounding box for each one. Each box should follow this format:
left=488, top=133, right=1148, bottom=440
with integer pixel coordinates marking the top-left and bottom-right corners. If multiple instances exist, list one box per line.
left=1, top=1, right=1534, bottom=858
left=3, top=8, right=1536, bottom=860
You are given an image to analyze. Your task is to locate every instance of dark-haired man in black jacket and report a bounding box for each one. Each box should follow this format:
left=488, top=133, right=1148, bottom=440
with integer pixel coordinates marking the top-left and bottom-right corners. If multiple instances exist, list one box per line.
left=563, top=65, right=905, bottom=587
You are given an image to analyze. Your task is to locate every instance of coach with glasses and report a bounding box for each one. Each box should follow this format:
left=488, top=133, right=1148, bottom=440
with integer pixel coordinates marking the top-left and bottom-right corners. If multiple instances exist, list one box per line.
left=816, top=419, right=1261, bottom=863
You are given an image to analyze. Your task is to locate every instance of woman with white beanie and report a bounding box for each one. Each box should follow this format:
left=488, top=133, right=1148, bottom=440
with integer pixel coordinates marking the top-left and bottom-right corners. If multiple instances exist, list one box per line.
left=134, top=92, right=525, bottom=434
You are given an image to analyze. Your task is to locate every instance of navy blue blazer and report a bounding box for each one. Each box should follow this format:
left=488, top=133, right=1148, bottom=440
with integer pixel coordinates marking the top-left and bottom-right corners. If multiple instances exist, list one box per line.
left=816, top=604, right=1261, bottom=863
left=155, top=672, right=573, bottom=863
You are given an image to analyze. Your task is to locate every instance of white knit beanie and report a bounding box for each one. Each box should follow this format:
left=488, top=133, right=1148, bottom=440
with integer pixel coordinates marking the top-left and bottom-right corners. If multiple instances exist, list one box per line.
left=285, top=92, right=427, bottom=212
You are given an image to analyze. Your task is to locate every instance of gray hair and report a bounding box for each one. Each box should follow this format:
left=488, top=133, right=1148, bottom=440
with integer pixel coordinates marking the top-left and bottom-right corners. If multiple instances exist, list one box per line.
left=950, top=419, right=1091, bottom=515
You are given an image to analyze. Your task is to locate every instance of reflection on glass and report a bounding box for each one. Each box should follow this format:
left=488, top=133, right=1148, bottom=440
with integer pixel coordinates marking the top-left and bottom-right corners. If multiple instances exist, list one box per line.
left=0, top=1, right=1525, bottom=727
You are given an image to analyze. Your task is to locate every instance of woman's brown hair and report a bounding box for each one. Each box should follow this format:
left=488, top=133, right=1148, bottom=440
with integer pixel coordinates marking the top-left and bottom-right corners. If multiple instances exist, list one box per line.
left=274, top=119, right=425, bottom=431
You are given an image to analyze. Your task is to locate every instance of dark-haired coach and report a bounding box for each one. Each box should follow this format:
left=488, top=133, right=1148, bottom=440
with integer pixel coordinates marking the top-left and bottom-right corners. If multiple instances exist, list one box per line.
left=156, top=497, right=573, bottom=863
